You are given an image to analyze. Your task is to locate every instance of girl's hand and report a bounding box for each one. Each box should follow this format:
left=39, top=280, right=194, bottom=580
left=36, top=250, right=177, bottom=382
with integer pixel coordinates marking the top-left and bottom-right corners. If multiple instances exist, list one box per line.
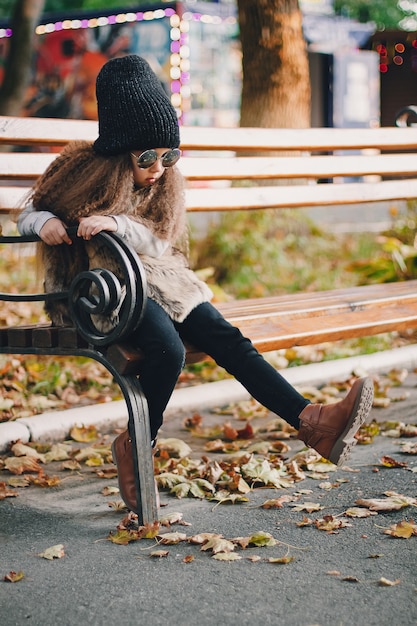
left=39, top=217, right=72, bottom=245
left=77, top=215, right=117, bottom=240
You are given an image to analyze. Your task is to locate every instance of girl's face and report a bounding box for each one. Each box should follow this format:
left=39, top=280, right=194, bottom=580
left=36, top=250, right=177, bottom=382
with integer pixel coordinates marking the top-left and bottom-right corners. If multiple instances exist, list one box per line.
left=130, top=147, right=172, bottom=188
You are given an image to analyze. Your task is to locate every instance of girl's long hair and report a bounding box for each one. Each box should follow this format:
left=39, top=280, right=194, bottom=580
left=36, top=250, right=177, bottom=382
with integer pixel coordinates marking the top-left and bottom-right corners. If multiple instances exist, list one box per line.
left=31, top=140, right=186, bottom=244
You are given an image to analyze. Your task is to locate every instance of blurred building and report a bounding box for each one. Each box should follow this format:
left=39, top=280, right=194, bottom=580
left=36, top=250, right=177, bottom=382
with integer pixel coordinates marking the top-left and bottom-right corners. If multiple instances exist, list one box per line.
left=0, top=1, right=240, bottom=126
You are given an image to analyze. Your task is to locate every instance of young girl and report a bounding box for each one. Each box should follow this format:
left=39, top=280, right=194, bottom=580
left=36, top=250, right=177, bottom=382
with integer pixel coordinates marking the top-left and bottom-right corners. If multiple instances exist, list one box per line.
left=18, top=55, right=374, bottom=514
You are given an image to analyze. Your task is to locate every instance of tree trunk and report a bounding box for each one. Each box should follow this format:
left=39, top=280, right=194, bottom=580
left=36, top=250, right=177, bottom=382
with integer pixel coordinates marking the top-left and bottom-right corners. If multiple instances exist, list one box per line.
left=0, top=0, right=45, bottom=115
left=237, top=0, right=311, bottom=129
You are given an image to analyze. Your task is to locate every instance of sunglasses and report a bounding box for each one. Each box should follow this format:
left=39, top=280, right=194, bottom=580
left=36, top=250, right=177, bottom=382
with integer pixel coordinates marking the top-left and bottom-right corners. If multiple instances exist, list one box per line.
left=130, top=148, right=181, bottom=169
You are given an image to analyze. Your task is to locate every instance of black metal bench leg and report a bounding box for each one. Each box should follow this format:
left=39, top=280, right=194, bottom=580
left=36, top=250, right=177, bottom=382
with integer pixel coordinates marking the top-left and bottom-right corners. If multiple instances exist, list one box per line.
left=115, top=373, right=158, bottom=525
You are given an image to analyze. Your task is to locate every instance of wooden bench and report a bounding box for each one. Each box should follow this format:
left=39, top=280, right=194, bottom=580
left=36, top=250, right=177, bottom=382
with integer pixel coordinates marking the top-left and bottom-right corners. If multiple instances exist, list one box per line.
left=1, top=115, right=417, bottom=525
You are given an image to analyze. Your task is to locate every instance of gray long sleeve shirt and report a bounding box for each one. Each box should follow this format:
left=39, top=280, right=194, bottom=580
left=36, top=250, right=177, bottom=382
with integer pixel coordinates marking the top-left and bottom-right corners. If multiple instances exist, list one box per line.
left=17, top=202, right=170, bottom=258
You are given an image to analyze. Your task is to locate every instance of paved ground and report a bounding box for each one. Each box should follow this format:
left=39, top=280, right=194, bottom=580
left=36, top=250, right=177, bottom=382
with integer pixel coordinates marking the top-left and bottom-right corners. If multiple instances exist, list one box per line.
left=1, top=369, right=416, bottom=626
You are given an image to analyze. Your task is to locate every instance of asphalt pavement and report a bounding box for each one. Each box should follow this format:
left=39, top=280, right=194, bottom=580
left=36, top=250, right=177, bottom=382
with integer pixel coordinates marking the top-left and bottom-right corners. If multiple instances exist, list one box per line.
left=1, top=354, right=417, bottom=626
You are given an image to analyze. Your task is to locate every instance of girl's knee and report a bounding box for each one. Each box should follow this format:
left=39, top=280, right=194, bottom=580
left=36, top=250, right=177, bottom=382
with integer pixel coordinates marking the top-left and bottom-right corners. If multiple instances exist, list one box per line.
left=146, top=335, right=185, bottom=371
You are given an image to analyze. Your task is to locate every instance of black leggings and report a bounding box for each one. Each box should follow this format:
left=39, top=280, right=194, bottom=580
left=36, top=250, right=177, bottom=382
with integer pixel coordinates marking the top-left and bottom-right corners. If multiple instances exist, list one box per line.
left=131, top=299, right=309, bottom=440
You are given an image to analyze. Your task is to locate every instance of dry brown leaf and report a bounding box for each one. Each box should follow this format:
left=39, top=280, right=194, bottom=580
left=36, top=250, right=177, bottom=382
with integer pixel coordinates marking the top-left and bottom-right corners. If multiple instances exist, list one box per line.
left=11, top=441, right=46, bottom=462
left=4, top=456, right=43, bottom=475
left=267, top=556, right=294, bottom=564
left=0, top=481, right=18, bottom=499
left=201, top=536, right=235, bottom=554
left=157, top=532, right=188, bottom=545
left=150, top=550, right=169, bottom=558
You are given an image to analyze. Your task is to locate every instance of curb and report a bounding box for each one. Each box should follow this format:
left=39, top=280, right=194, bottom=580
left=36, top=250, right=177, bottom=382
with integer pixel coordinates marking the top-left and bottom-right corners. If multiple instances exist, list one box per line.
left=1, top=344, right=417, bottom=453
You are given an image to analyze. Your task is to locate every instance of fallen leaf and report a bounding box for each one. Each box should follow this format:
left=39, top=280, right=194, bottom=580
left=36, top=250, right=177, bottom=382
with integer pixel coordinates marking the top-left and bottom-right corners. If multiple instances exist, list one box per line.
left=150, top=550, right=169, bottom=558
left=201, top=536, right=235, bottom=554
left=355, top=494, right=416, bottom=511
left=70, top=424, right=98, bottom=443
left=267, top=556, right=294, bottom=564
left=4, top=456, right=42, bottom=475
left=107, top=529, right=142, bottom=545
left=378, top=577, right=400, bottom=586
left=290, top=501, right=324, bottom=513
left=344, top=507, right=378, bottom=518
left=384, top=519, right=417, bottom=538
left=315, top=516, right=352, bottom=532
left=4, top=570, right=24, bottom=583
left=38, top=544, right=65, bottom=560
left=157, top=532, right=188, bottom=545
left=0, top=481, right=18, bottom=499
left=380, top=455, right=408, bottom=468
left=102, top=486, right=120, bottom=497
left=183, top=554, right=195, bottom=563
left=107, top=500, right=127, bottom=511
left=248, top=531, right=278, bottom=548
left=212, top=553, right=242, bottom=561
left=261, top=495, right=294, bottom=509
left=11, top=441, right=46, bottom=462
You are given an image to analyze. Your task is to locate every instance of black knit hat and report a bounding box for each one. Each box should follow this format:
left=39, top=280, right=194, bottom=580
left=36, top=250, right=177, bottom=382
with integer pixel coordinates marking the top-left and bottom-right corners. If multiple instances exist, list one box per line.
left=93, top=55, right=180, bottom=156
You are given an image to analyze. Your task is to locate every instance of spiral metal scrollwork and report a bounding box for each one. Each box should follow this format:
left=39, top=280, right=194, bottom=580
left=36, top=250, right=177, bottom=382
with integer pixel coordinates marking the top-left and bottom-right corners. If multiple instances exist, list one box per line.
left=68, top=230, right=147, bottom=346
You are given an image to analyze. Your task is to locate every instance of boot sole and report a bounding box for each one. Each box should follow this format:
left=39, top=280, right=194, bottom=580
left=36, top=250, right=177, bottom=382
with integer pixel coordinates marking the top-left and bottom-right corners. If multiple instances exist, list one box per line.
left=328, top=377, right=374, bottom=466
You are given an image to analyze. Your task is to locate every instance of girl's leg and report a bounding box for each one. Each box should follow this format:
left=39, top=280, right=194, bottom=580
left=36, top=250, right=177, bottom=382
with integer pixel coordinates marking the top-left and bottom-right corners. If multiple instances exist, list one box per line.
left=178, top=302, right=309, bottom=429
left=131, top=299, right=185, bottom=440
left=179, top=302, right=373, bottom=466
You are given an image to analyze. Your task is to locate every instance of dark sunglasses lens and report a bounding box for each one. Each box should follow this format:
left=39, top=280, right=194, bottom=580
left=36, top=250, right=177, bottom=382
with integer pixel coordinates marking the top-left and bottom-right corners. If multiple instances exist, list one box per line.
left=161, top=149, right=181, bottom=167
left=137, top=150, right=158, bottom=168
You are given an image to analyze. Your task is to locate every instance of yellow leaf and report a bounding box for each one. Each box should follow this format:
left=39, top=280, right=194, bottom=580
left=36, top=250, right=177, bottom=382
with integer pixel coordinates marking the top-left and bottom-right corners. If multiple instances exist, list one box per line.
left=85, top=457, right=104, bottom=467
left=4, top=570, right=25, bottom=583
left=384, top=520, right=417, bottom=538
left=45, top=443, right=72, bottom=462
left=107, top=530, right=142, bottom=545
left=38, top=544, right=65, bottom=560
left=248, top=531, right=277, bottom=547
left=70, top=424, right=98, bottom=443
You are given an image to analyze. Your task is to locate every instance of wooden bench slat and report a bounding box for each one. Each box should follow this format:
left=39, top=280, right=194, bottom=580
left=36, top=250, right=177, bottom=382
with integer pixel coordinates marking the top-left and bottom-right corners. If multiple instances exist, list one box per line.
left=216, top=281, right=417, bottom=318
left=2, top=152, right=417, bottom=182
left=1, top=116, right=417, bottom=152
left=185, top=178, right=417, bottom=211
left=180, top=154, right=417, bottom=181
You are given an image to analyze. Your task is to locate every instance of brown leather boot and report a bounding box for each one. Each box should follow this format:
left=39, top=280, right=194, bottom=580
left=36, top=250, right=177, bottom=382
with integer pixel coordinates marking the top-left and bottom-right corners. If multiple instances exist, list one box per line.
left=111, top=430, right=160, bottom=515
left=297, top=377, right=374, bottom=466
